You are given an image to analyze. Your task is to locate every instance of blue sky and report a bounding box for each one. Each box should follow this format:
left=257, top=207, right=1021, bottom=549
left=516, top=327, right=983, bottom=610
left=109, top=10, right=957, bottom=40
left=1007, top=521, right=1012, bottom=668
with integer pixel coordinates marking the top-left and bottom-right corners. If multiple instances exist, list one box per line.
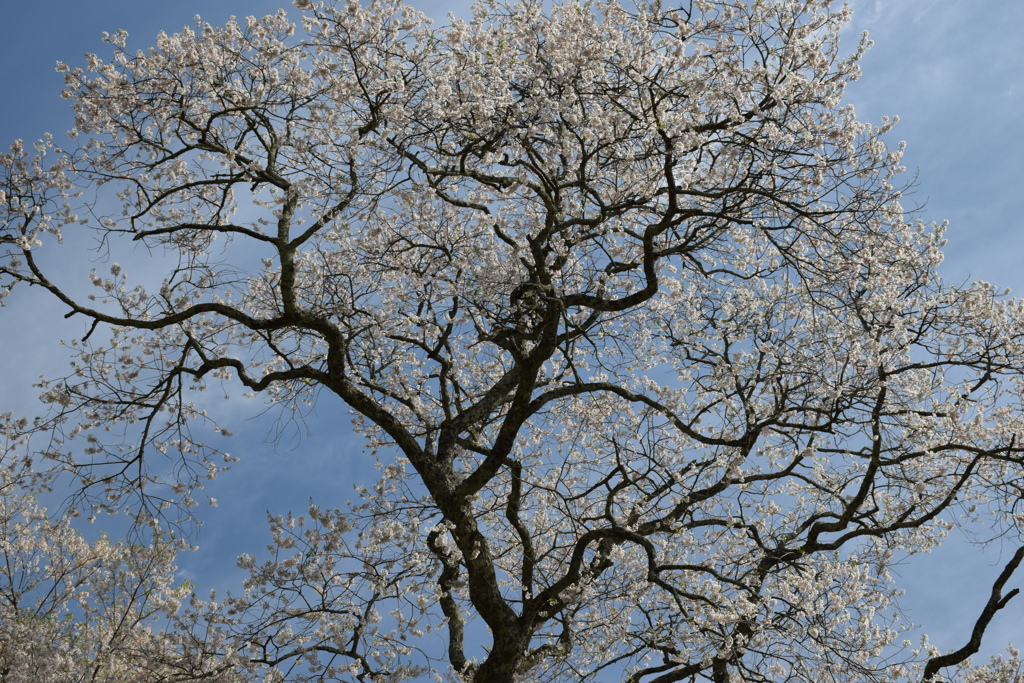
left=1, top=0, right=1023, bottom=672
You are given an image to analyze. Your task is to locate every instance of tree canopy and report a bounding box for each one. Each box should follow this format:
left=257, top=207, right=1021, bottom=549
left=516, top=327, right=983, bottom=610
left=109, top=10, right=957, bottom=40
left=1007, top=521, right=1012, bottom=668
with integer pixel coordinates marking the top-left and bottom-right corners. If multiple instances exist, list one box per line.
left=2, top=0, right=1024, bottom=681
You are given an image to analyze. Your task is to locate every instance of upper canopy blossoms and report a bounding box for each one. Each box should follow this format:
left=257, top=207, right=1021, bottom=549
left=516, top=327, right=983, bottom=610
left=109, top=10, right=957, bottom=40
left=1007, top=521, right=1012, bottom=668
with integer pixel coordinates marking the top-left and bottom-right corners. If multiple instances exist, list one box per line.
left=3, top=0, right=1024, bottom=681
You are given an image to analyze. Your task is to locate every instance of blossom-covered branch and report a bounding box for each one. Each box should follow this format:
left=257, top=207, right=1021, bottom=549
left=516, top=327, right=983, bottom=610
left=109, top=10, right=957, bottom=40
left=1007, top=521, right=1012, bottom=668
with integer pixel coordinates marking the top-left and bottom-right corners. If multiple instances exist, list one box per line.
left=3, top=0, right=1024, bottom=680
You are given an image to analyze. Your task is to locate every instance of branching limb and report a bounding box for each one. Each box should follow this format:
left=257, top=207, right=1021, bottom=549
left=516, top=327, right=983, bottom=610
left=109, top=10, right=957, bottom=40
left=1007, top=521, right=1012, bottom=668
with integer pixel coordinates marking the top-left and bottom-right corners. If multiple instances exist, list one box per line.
left=921, top=545, right=1024, bottom=682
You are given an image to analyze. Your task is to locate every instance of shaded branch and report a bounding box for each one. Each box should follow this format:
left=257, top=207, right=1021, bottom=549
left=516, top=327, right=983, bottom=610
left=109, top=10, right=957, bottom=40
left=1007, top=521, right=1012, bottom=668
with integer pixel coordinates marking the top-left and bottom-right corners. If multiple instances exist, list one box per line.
left=922, top=545, right=1024, bottom=682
